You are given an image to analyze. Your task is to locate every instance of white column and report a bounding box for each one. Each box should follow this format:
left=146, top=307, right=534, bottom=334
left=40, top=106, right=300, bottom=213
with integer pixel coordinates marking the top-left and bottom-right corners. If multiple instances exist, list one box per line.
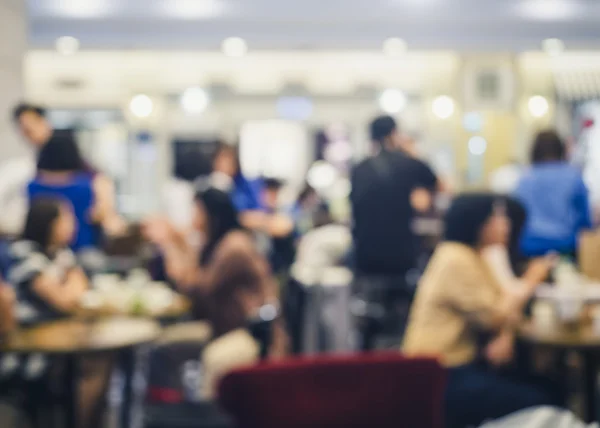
left=0, top=0, right=26, bottom=161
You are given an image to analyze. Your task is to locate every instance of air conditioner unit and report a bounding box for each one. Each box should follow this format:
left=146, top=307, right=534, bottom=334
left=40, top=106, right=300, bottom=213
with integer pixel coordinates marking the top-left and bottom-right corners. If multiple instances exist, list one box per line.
left=463, top=61, right=515, bottom=110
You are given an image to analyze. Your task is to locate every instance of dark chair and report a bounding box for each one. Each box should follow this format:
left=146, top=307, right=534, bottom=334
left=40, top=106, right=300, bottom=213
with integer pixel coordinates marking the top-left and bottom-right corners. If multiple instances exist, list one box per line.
left=143, top=322, right=232, bottom=428
left=218, top=353, right=447, bottom=428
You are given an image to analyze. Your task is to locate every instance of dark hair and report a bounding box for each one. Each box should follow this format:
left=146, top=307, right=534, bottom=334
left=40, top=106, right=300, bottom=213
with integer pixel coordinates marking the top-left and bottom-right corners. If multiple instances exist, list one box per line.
left=297, top=183, right=316, bottom=205
left=175, top=152, right=212, bottom=182
left=530, top=130, right=566, bottom=164
left=444, top=193, right=500, bottom=248
left=12, top=103, right=46, bottom=122
left=37, top=132, right=86, bottom=172
left=505, top=197, right=527, bottom=274
left=263, top=177, right=284, bottom=191
left=196, top=187, right=241, bottom=265
left=370, top=115, right=397, bottom=145
left=22, top=198, right=63, bottom=251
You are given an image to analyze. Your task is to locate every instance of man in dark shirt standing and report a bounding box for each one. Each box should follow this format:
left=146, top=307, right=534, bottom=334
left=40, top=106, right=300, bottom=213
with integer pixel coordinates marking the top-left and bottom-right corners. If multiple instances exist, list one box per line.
left=351, top=115, right=440, bottom=349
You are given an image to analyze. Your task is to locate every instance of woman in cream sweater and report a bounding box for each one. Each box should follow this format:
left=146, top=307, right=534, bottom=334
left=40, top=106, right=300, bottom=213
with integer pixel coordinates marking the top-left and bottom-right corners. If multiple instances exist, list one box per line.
left=403, top=194, right=563, bottom=428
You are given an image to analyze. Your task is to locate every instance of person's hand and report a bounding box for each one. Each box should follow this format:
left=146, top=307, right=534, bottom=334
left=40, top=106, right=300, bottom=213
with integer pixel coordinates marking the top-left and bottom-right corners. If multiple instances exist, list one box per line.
left=142, top=217, right=175, bottom=247
left=523, top=254, right=558, bottom=289
left=484, top=330, right=514, bottom=367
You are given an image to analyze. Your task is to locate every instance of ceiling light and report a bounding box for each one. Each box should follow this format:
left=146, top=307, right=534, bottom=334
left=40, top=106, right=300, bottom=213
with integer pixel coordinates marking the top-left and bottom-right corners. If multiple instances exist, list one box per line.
left=276, top=97, right=313, bottom=121
left=129, top=95, right=154, bottom=118
left=55, top=36, right=80, bottom=56
left=542, top=38, right=565, bottom=56
left=382, top=38, right=407, bottom=57
left=432, top=96, right=455, bottom=119
left=468, top=136, right=488, bottom=156
left=379, top=89, right=408, bottom=114
left=516, top=0, right=580, bottom=21
left=528, top=95, right=549, bottom=118
left=463, top=112, right=484, bottom=132
left=181, top=87, right=210, bottom=114
left=307, top=161, right=338, bottom=190
left=166, top=0, right=226, bottom=19
left=56, top=0, right=111, bottom=18
left=222, top=37, right=248, bottom=58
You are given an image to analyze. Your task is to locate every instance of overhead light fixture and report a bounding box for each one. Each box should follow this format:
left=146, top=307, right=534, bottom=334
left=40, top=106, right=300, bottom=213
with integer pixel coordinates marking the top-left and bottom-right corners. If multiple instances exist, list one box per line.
left=463, top=112, right=484, bottom=132
left=129, top=95, right=154, bottom=118
left=432, top=95, right=455, bottom=119
left=382, top=38, right=407, bottom=57
left=379, top=89, right=408, bottom=114
left=516, top=0, right=580, bottom=21
left=468, top=136, right=488, bottom=156
left=222, top=37, right=248, bottom=58
left=307, top=161, right=338, bottom=190
left=166, top=0, right=226, bottom=19
left=528, top=95, right=549, bottom=118
left=181, top=87, right=210, bottom=114
left=542, top=38, right=565, bottom=56
left=55, top=36, right=80, bottom=56
left=56, top=0, right=111, bottom=18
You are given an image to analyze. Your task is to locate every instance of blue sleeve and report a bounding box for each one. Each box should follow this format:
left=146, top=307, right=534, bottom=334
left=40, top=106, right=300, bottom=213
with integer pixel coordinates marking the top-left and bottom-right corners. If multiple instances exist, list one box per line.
left=232, top=179, right=262, bottom=212
left=574, top=176, right=593, bottom=230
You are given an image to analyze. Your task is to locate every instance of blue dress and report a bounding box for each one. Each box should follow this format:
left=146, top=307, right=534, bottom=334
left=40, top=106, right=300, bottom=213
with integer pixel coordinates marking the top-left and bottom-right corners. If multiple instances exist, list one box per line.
left=28, top=173, right=102, bottom=251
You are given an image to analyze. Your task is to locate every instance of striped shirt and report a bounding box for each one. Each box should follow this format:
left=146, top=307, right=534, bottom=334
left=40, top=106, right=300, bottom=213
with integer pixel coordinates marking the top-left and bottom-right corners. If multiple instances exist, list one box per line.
left=8, top=240, right=77, bottom=324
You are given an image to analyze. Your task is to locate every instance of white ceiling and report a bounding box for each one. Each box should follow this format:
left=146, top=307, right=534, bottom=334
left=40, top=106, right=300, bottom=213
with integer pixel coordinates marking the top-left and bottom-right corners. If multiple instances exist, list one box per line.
left=27, top=0, right=600, bottom=51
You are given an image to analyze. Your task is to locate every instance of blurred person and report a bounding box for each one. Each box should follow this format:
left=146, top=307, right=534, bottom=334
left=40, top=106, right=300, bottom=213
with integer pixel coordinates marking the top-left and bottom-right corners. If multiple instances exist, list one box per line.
left=9, top=197, right=112, bottom=428
left=9, top=198, right=87, bottom=323
left=29, top=133, right=125, bottom=252
left=211, top=143, right=293, bottom=240
left=489, top=160, right=523, bottom=195
left=261, top=177, right=296, bottom=274
left=351, top=115, right=443, bottom=279
left=292, top=183, right=321, bottom=236
left=403, top=194, right=562, bottom=428
left=162, top=151, right=212, bottom=233
left=144, top=186, right=278, bottom=296
left=0, top=104, right=53, bottom=236
left=515, top=130, right=592, bottom=257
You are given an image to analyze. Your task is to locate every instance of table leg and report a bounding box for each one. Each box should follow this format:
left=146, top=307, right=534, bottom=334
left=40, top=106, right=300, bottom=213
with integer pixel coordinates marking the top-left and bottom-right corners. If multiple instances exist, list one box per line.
left=64, top=354, right=78, bottom=428
left=119, top=348, right=135, bottom=428
left=582, top=351, right=599, bottom=423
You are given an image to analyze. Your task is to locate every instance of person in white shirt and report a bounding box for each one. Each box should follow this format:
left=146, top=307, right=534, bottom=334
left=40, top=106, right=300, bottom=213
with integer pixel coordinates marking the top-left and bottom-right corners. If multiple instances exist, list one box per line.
left=0, top=104, right=52, bottom=236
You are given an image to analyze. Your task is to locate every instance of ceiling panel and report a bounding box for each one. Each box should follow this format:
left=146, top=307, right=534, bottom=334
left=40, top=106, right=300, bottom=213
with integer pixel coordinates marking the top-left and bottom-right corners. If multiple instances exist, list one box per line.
left=26, top=0, right=600, bottom=51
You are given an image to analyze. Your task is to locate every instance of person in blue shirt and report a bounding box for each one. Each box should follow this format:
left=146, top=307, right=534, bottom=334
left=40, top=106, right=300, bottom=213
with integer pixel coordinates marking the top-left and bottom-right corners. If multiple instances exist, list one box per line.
left=27, top=133, right=125, bottom=252
left=514, top=130, right=592, bottom=257
left=211, top=143, right=293, bottom=241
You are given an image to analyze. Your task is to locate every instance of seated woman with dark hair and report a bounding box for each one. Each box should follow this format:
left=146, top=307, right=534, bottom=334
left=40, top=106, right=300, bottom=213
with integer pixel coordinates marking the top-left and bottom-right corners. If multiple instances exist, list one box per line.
left=28, top=133, right=125, bottom=252
left=9, top=197, right=87, bottom=322
left=143, top=186, right=288, bottom=396
left=403, top=193, right=563, bottom=428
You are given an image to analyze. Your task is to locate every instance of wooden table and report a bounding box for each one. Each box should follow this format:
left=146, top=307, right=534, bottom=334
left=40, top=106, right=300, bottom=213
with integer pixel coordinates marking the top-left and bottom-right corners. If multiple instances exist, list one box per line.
left=1, top=317, right=162, bottom=428
left=520, top=321, right=600, bottom=422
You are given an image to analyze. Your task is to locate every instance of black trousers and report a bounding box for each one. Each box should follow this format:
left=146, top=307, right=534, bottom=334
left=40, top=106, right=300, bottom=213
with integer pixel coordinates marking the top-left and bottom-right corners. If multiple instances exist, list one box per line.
left=445, top=362, right=565, bottom=428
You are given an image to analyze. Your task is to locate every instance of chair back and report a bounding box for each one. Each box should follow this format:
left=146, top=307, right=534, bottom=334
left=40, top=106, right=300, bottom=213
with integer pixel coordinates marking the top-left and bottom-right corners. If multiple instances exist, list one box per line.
left=218, top=353, right=446, bottom=428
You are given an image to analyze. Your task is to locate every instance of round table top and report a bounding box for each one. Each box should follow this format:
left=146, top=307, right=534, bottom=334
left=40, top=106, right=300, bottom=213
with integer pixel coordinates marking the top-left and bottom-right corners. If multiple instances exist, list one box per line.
left=519, top=321, right=600, bottom=349
left=0, top=317, right=162, bottom=354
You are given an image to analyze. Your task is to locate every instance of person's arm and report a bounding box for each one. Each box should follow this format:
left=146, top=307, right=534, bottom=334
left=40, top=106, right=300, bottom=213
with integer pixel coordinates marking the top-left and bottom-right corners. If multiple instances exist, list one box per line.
left=0, top=284, right=16, bottom=336
left=31, top=267, right=88, bottom=314
left=441, top=253, right=552, bottom=332
left=143, top=217, right=201, bottom=291
left=92, top=174, right=127, bottom=236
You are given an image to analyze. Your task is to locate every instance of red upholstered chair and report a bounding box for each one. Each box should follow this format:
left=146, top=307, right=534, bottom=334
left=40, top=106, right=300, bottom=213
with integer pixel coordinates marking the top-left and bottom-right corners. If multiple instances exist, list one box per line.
left=217, top=353, right=446, bottom=428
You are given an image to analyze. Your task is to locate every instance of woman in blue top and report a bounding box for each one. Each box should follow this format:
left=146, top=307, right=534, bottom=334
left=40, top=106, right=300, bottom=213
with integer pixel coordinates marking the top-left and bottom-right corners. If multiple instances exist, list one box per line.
left=515, top=130, right=592, bottom=257
left=27, top=133, right=125, bottom=252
